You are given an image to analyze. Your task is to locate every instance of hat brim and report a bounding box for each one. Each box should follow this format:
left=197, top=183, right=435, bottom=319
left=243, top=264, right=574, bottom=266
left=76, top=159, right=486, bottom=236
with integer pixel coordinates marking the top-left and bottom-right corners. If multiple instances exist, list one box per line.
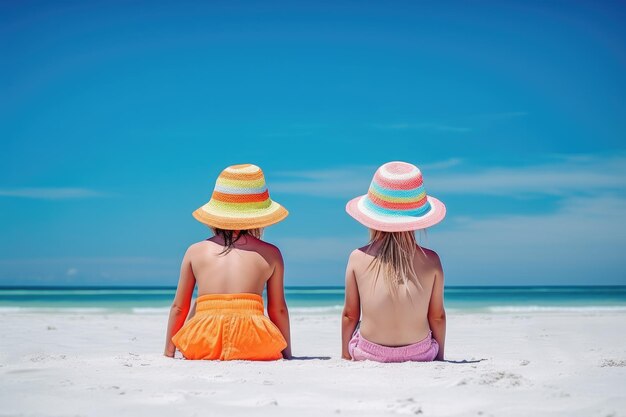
left=193, top=201, right=289, bottom=230
left=346, top=195, right=446, bottom=232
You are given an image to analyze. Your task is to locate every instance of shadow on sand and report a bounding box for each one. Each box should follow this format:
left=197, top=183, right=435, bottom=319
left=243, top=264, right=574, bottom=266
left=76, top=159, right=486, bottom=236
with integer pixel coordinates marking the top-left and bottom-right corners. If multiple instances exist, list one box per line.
left=290, top=356, right=332, bottom=361
left=288, top=357, right=486, bottom=363
left=443, top=359, right=487, bottom=364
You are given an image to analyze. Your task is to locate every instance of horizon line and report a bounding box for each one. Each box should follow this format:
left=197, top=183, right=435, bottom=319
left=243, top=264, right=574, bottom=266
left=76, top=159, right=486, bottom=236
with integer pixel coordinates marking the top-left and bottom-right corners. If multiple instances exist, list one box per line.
left=1, top=284, right=624, bottom=290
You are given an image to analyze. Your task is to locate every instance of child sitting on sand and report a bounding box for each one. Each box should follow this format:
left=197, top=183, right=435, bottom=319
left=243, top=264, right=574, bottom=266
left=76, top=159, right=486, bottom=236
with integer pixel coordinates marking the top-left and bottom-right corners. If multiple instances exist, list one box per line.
left=341, top=161, right=446, bottom=362
left=164, top=164, right=292, bottom=360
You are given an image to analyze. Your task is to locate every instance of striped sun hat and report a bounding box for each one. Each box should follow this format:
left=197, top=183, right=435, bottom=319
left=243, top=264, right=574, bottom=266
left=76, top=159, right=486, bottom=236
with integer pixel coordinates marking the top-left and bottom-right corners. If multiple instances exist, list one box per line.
left=193, top=164, right=288, bottom=230
left=345, top=161, right=446, bottom=232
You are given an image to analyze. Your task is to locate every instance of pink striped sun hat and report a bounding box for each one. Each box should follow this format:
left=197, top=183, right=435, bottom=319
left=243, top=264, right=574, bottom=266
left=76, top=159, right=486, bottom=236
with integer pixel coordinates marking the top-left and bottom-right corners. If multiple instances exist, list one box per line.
left=346, top=161, right=446, bottom=232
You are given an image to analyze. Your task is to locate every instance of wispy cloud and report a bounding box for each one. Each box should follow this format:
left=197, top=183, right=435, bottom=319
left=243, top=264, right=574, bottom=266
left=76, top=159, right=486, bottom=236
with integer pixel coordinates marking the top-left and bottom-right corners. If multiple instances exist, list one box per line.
left=271, top=159, right=462, bottom=197
left=373, top=112, right=527, bottom=134
left=271, top=155, right=626, bottom=198
left=0, top=256, right=179, bottom=285
left=421, top=158, right=463, bottom=170
left=373, top=123, right=472, bottom=133
left=0, top=187, right=106, bottom=199
left=0, top=257, right=174, bottom=266
left=430, top=155, right=626, bottom=196
left=275, top=236, right=364, bottom=262
left=428, top=195, right=626, bottom=285
left=271, top=165, right=366, bottom=197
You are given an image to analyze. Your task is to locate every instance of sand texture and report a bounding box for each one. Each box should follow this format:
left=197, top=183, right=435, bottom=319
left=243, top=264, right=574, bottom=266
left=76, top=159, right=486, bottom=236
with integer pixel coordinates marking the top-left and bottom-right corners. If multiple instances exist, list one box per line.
left=1, top=310, right=625, bottom=416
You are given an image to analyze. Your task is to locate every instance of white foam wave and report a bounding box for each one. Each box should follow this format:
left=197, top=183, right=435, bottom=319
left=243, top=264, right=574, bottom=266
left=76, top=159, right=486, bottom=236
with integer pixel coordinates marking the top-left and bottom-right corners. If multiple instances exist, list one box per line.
left=131, top=307, right=170, bottom=314
left=289, top=305, right=343, bottom=314
left=2, top=304, right=625, bottom=315
left=130, top=306, right=343, bottom=315
left=487, top=305, right=626, bottom=313
left=0, top=307, right=110, bottom=313
left=285, top=289, right=344, bottom=294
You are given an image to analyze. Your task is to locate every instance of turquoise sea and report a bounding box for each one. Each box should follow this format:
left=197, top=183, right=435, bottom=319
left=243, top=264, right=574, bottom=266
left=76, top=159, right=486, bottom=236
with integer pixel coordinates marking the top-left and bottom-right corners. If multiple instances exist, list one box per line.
left=1, top=286, right=625, bottom=314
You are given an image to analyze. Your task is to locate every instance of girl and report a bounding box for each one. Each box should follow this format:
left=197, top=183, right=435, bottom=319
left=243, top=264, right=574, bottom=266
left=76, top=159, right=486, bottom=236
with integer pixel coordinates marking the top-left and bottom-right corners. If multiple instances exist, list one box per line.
left=342, top=161, right=446, bottom=362
left=164, top=164, right=292, bottom=360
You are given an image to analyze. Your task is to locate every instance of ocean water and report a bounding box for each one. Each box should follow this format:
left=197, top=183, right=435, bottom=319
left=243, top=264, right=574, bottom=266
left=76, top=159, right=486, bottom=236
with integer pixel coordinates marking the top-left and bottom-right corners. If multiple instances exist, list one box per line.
left=0, top=286, right=625, bottom=314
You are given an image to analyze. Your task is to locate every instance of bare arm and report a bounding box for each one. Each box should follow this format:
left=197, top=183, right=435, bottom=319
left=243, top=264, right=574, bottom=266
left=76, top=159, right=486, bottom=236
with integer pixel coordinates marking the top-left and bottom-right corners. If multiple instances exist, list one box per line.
left=427, top=253, right=446, bottom=361
left=341, top=253, right=360, bottom=360
left=186, top=300, right=197, bottom=322
left=266, top=250, right=292, bottom=359
left=164, top=249, right=196, bottom=357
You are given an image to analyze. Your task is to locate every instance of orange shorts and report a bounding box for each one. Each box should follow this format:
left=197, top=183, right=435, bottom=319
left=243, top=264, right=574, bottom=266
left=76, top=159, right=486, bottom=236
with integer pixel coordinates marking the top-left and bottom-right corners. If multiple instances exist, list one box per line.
left=171, top=293, right=287, bottom=361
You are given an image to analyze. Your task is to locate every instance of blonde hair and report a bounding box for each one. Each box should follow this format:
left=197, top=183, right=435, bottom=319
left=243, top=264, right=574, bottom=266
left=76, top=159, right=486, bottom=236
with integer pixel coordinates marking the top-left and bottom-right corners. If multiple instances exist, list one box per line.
left=367, top=229, right=421, bottom=292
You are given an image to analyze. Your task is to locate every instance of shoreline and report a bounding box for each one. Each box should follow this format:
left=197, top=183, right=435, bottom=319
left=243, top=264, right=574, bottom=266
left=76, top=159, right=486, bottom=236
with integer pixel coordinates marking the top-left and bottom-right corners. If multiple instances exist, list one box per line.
left=2, top=305, right=626, bottom=315
left=2, top=286, right=624, bottom=313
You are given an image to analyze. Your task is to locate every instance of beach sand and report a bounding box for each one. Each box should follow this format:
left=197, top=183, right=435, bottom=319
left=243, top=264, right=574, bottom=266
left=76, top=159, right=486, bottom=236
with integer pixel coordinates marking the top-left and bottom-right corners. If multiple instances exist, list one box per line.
left=1, top=310, right=625, bottom=416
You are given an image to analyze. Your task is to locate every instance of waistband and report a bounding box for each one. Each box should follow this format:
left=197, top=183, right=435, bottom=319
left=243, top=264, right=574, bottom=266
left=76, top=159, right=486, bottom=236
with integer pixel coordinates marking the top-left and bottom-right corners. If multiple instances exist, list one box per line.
left=195, top=293, right=265, bottom=314
left=355, top=331, right=434, bottom=356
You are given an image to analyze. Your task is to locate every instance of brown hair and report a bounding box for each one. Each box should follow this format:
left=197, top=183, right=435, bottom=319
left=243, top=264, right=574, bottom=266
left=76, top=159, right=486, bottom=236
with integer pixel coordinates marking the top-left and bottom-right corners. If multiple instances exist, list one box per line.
left=367, top=229, right=422, bottom=292
left=212, top=228, right=262, bottom=255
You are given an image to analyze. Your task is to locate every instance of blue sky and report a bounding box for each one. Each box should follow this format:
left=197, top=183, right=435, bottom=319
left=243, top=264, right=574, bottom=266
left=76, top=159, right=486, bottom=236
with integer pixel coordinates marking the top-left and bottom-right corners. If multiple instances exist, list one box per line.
left=1, top=1, right=625, bottom=286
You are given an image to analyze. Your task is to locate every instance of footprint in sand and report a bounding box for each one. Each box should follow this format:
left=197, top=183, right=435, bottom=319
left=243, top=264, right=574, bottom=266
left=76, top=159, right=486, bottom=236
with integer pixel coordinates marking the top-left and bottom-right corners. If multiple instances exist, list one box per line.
left=256, top=399, right=279, bottom=406
left=388, top=397, right=423, bottom=415
left=455, top=372, right=524, bottom=388
left=6, top=368, right=42, bottom=374
left=599, top=359, right=626, bottom=367
left=479, top=371, right=523, bottom=387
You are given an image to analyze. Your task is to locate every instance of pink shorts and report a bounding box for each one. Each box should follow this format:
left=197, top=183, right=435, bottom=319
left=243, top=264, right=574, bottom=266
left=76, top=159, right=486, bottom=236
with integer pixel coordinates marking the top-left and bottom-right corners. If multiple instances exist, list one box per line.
left=348, top=330, right=439, bottom=363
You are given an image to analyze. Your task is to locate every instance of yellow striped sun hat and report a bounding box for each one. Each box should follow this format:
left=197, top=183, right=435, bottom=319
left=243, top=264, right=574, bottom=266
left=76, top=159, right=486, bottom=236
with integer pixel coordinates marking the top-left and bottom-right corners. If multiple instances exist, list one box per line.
left=193, top=164, right=288, bottom=230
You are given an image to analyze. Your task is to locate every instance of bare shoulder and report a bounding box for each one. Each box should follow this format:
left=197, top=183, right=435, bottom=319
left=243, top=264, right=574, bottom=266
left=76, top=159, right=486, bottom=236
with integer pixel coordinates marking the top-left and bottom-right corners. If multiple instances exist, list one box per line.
left=184, top=239, right=224, bottom=259
left=351, top=246, right=371, bottom=263
left=184, top=241, right=204, bottom=255
left=348, top=246, right=373, bottom=274
left=254, top=237, right=279, bottom=251
left=418, top=246, right=442, bottom=268
left=186, top=239, right=217, bottom=252
left=253, top=238, right=284, bottom=263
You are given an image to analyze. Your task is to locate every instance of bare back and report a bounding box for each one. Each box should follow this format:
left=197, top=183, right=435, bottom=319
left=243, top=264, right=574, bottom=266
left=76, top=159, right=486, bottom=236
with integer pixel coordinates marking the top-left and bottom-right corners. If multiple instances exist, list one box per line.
left=350, top=245, right=442, bottom=346
left=187, top=235, right=281, bottom=297
left=165, top=233, right=292, bottom=358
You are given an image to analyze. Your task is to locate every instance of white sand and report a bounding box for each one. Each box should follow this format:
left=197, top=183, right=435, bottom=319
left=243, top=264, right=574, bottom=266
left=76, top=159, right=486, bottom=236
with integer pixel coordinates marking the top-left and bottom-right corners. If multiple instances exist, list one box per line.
left=1, top=309, right=625, bottom=417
